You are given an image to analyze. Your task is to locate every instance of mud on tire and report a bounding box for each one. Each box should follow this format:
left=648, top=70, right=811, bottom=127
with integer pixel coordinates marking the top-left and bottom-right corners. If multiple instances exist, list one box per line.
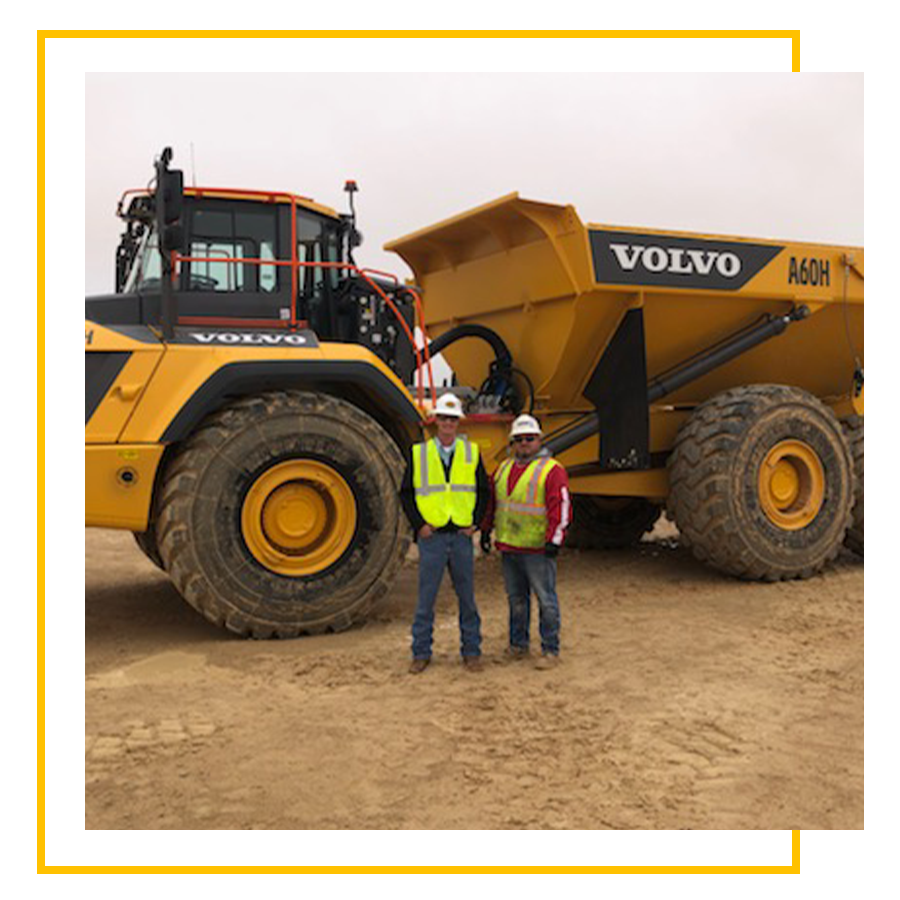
left=842, top=414, right=864, bottom=556
left=133, top=527, right=165, bottom=570
left=667, top=384, right=854, bottom=581
left=156, top=390, right=410, bottom=638
left=566, top=496, right=661, bottom=550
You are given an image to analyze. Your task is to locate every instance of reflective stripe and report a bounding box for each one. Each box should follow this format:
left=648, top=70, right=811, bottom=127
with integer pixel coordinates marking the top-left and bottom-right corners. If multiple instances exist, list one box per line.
left=416, top=484, right=475, bottom=496
left=526, top=458, right=551, bottom=505
left=463, top=438, right=473, bottom=464
left=419, top=441, right=430, bottom=491
left=415, top=439, right=443, bottom=498
left=498, top=500, right=546, bottom=516
left=551, top=485, right=571, bottom=546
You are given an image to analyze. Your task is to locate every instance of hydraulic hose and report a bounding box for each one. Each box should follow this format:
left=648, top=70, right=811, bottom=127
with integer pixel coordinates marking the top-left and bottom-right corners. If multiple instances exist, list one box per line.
left=425, top=324, right=512, bottom=370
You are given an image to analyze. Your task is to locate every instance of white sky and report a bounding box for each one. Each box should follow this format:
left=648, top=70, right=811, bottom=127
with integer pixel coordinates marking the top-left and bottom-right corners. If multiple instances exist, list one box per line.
left=85, top=72, right=862, bottom=295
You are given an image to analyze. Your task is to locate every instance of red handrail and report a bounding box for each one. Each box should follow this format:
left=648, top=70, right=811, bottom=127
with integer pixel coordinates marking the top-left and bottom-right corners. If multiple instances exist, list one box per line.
left=404, top=285, right=436, bottom=403
left=117, top=186, right=314, bottom=213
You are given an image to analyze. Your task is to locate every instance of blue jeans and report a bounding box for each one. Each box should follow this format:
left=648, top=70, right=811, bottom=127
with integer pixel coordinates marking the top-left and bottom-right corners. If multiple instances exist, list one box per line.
left=501, top=552, right=560, bottom=655
left=412, top=531, right=482, bottom=659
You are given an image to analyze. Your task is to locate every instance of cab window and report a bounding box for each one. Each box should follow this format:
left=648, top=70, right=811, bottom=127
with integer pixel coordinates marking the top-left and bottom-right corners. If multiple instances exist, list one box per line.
left=185, top=204, right=281, bottom=293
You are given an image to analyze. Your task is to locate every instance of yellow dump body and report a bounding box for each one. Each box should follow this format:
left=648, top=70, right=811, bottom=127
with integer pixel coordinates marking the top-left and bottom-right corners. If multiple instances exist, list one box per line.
left=387, top=194, right=863, bottom=486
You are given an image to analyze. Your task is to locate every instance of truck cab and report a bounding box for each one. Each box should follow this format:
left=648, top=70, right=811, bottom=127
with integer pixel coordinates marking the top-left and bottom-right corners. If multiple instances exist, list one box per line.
left=87, top=180, right=417, bottom=381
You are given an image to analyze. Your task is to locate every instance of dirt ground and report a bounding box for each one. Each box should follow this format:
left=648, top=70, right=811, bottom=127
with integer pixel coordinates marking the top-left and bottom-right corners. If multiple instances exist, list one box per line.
left=85, top=522, right=863, bottom=830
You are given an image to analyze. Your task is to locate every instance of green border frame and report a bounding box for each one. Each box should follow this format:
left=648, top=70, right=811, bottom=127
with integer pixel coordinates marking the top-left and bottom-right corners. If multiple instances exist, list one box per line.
left=58, top=31, right=864, bottom=873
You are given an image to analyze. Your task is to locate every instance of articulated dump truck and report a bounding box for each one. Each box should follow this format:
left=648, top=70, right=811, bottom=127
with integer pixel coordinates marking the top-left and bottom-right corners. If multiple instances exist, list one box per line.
left=86, top=149, right=863, bottom=637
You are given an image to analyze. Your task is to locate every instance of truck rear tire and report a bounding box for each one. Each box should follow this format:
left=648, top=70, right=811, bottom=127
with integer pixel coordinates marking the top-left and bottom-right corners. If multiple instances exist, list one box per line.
left=566, top=496, right=661, bottom=549
left=133, top=527, right=164, bottom=570
left=667, top=384, right=854, bottom=581
left=156, top=390, right=410, bottom=638
left=842, top=415, right=864, bottom=556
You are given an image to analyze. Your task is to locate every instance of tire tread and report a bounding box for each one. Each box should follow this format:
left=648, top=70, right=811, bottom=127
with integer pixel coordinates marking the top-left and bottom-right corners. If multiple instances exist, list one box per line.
left=667, top=384, right=853, bottom=581
left=156, top=390, right=409, bottom=638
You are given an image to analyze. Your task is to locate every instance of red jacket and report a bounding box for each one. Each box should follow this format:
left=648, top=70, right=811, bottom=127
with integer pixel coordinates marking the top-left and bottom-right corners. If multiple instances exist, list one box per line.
left=482, top=455, right=571, bottom=554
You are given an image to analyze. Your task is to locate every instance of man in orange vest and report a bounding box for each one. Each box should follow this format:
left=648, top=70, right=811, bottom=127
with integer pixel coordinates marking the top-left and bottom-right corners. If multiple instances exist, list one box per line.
left=399, top=393, right=490, bottom=674
left=481, top=414, right=571, bottom=668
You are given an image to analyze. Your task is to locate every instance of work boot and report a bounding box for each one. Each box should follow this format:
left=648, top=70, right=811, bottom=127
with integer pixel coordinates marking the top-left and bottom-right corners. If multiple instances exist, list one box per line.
left=409, top=658, right=431, bottom=674
left=504, top=645, right=529, bottom=660
left=462, top=655, right=483, bottom=672
left=534, top=652, right=560, bottom=670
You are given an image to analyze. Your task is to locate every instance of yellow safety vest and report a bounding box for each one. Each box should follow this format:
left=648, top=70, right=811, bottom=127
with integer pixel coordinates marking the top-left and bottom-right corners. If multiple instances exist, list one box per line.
left=494, top=455, right=561, bottom=549
left=413, top=437, right=480, bottom=528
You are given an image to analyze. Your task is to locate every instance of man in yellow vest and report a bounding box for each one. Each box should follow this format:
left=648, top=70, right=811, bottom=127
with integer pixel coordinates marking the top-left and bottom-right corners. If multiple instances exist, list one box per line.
left=399, top=392, right=490, bottom=674
left=482, top=414, right=571, bottom=669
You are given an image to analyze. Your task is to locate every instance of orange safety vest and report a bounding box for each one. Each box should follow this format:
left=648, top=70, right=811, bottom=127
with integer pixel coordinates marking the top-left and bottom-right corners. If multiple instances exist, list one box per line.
left=494, top=455, right=561, bottom=549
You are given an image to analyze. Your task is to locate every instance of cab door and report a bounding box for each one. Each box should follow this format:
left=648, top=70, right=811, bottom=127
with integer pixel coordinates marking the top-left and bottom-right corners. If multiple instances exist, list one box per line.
left=176, top=198, right=293, bottom=325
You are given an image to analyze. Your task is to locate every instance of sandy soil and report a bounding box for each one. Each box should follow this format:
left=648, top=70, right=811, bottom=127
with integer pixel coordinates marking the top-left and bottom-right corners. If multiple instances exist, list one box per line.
left=85, top=523, right=863, bottom=830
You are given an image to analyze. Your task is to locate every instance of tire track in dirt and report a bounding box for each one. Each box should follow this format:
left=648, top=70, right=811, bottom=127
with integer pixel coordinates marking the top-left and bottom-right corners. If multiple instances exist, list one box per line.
left=85, top=526, right=863, bottom=829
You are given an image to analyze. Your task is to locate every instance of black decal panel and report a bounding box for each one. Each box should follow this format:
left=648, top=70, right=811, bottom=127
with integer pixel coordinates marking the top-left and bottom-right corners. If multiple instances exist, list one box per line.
left=170, top=328, right=320, bottom=348
left=85, top=352, right=131, bottom=424
left=590, top=230, right=784, bottom=291
left=582, top=309, right=650, bottom=470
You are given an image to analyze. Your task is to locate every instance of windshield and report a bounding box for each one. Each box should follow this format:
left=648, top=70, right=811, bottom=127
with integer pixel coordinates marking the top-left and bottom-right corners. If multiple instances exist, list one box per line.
left=123, top=227, right=162, bottom=293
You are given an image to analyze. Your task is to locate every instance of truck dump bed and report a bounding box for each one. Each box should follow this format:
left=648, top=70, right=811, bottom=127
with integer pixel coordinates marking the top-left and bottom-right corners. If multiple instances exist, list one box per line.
left=386, top=194, right=863, bottom=413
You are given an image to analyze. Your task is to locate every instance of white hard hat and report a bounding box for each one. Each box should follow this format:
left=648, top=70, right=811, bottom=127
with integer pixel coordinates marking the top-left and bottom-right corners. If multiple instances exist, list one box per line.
left=434, top=393, right=465, bottom=418
left=510, top=414, right=542, bottom=438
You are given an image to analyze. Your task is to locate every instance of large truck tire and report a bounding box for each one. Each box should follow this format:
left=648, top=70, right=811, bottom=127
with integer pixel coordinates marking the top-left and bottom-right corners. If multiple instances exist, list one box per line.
left=156, top=390, right=410, bottom=638
left=667, top=384, right=854, bottom=581
left=842, top=414, right=864, bottom=556
left=133, top=527, right=164, bottom=570
left=566, top=496, right=661, bottom=549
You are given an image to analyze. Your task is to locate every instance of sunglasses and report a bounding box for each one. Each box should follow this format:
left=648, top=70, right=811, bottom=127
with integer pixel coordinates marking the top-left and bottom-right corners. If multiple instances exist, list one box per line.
left=436, top=415, right=458, bottom=422
left=512, top=435, right=538, bottom=444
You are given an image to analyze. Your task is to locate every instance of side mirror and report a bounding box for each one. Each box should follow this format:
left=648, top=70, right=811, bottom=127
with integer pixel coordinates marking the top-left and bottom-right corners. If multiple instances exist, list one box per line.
left=160, top=168, right=183, bottom=224
left=162, top=223, right=185, bottom=252
left=154, top=147, right=182, bottom=340
left=342, top=179, right=361, bottom=251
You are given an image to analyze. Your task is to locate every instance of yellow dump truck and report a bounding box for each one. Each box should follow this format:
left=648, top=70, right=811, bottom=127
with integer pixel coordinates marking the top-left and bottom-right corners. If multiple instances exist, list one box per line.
left=85, top=149, right=863, bottom=637
left=387, top=193, right=864, bottom=579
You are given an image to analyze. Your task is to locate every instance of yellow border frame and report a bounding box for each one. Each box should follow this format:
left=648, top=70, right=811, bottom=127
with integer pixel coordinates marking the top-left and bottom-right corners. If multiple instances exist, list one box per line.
left=37, top=833, right=800, bottom=874
left=38, top=25, right=48, bottom=878
left=48, top=29, right=801, bottom=874
left=38, top=30, right=802, bottom=76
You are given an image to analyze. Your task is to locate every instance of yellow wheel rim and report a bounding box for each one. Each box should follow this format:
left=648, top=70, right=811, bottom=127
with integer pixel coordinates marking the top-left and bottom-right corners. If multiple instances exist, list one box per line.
left=241, top=460, right=357, bottom=576
left=758, top=440, right=825, bottom=530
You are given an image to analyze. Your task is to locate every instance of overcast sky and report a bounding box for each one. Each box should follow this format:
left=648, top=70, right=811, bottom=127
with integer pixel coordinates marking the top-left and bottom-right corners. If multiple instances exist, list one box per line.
left=85, top=72, right=862, bottom=295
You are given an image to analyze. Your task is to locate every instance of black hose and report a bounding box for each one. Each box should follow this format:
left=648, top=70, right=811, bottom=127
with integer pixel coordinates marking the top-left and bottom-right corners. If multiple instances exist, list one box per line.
left=511, top=366, right=535, bottom=414
left=426, top=324, right=512, bottom=369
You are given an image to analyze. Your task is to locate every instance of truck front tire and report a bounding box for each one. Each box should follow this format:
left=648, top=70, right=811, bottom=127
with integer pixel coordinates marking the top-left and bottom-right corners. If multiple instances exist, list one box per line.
left=842, top=414, right=864, bottom=556
left=156, top=390, right=410, bottom=637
